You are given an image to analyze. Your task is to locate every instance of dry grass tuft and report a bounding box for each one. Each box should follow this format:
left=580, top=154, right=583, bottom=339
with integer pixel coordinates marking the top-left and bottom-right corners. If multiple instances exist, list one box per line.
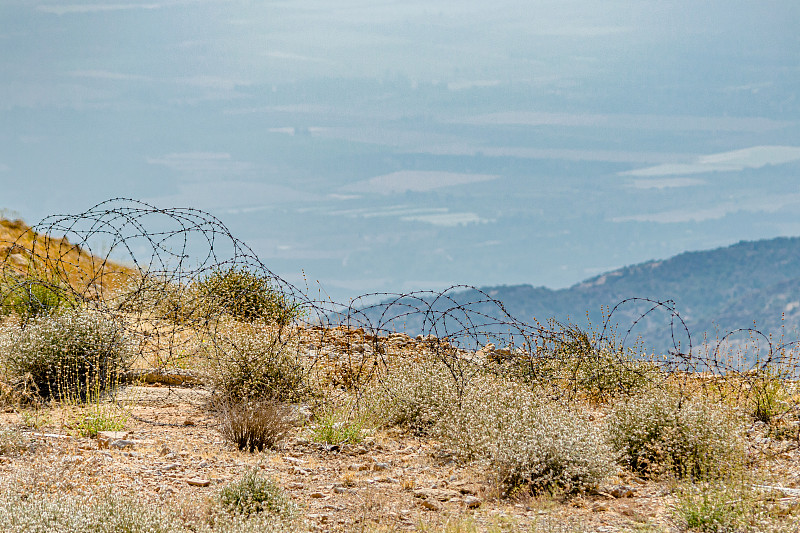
left=215, top=397, right=296, bottom=452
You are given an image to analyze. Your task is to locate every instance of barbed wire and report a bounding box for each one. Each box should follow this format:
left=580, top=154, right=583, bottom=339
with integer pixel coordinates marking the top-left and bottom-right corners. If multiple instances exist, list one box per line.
left=0, top=198, right=797, bottom=423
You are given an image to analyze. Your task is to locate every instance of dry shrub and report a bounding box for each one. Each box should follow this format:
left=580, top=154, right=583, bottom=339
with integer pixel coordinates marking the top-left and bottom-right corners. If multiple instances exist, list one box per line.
left=503, top=325, right=661, bottom=402
left=607, top=389, right=745, bottom=480
left=216, top=397, right=295, bottom=452
left=115, top=275, right=199, bottom=324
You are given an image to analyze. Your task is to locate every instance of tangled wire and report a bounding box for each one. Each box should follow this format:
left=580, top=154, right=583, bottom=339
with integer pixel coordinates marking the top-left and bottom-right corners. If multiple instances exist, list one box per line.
left=0, top=198, right=797, bottom=421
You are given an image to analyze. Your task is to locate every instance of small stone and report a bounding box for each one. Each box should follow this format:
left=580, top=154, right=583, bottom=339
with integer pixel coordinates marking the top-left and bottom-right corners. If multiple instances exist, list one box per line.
left=310, top=491, right=326, bottom=499
left=413, top=488, right=459, bottom=501
left=183, top=419, right=195, bottom=426
left=97, top=431, right=130, bottom=449
left=421, top=500, right=441, bottom=511
left=187, top=478, right=210, bottom=487
left=464, top=496, right=481, bottom=509
left=608, top=485, right=635, bottom=498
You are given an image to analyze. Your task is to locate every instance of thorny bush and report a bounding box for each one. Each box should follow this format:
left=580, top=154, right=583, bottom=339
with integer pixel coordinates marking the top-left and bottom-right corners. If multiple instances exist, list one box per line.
left=205, top=323, right=308, bottom=403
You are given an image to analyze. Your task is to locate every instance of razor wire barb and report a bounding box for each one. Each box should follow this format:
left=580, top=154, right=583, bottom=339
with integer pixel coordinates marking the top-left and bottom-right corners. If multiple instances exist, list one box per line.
left=0, top=198, right=797, bottom=423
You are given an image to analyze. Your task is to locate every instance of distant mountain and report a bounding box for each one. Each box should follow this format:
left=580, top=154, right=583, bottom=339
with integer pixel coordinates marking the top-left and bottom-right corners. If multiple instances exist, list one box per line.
left=357, top=237, right=800, bottom=354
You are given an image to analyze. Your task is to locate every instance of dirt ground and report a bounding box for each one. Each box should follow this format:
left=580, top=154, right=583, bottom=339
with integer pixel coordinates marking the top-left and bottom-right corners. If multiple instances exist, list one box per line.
left=0, top=382, right=731, bottom=533
left=2, top=373, right=800, bottom=533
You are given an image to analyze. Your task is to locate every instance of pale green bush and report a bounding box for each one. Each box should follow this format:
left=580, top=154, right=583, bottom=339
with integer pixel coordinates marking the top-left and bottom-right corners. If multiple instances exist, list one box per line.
left=608, top=390, right=745, bottom=480
left=364, top=356, right=466, bottom=432
left=0, top=427, right=27, bottom=456
left=0, top=310, right=132, bottom=401
left=219, top=468, right=294, bottom=517
left=0, top=489, right=297, bottom=532
left=0, top=491, right=183, bottom=532
left=440, top=375, right=614, bottom=494
left=368, top=358, right=613, bottom=494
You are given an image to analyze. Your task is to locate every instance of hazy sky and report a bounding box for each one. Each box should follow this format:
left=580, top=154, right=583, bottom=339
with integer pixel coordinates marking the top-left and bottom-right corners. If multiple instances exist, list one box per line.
left=2, top=1, right=799, bottom=299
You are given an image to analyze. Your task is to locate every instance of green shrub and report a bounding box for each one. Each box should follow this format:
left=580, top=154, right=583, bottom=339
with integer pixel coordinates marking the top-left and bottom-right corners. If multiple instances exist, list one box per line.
left=670, top=480, right=786, bottom=533
left=195, top=267, right=298, bottom=325
left=206, top=325, right=307, bottom=402
left=309, top=403, right=366, bottom=445
left=608, top=390, right=745, bottom=480
left=0, top=310, right=133, bottom=402
left=18, top=407, right=51, bottom=429
left=216, top=398, right=295, bottom=452
left=0, top=275, right=74, bottom=322
left=219, top=469, right=293, bottom=516
left=70, top=403, right=127, bottom=437
left=748, top=367, right=790, bottom=424
left=673, top=483, right=744, bottom=532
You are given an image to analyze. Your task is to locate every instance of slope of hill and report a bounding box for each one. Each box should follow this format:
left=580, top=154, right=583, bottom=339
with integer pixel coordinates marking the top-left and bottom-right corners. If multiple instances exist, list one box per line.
left=0, top=217, right=134, bottom=299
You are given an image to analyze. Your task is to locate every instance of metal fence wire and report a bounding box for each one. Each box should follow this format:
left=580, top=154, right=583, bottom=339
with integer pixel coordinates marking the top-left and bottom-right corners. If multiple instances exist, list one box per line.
left=1, top=198, right=798, bottom=424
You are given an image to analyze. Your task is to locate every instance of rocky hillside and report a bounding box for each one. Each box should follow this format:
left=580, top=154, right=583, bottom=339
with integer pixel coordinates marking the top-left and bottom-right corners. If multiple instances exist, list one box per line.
left=359, top=237, right=800, bottom=354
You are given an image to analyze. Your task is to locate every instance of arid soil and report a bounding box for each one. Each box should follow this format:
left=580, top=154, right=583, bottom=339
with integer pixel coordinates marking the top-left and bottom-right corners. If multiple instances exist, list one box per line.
left=2, top=378, right=799, bottom=533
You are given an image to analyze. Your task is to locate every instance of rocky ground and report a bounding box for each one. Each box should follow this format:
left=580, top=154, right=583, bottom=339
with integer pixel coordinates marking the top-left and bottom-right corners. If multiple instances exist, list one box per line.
left=2, top=378, right=800, bottom=533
